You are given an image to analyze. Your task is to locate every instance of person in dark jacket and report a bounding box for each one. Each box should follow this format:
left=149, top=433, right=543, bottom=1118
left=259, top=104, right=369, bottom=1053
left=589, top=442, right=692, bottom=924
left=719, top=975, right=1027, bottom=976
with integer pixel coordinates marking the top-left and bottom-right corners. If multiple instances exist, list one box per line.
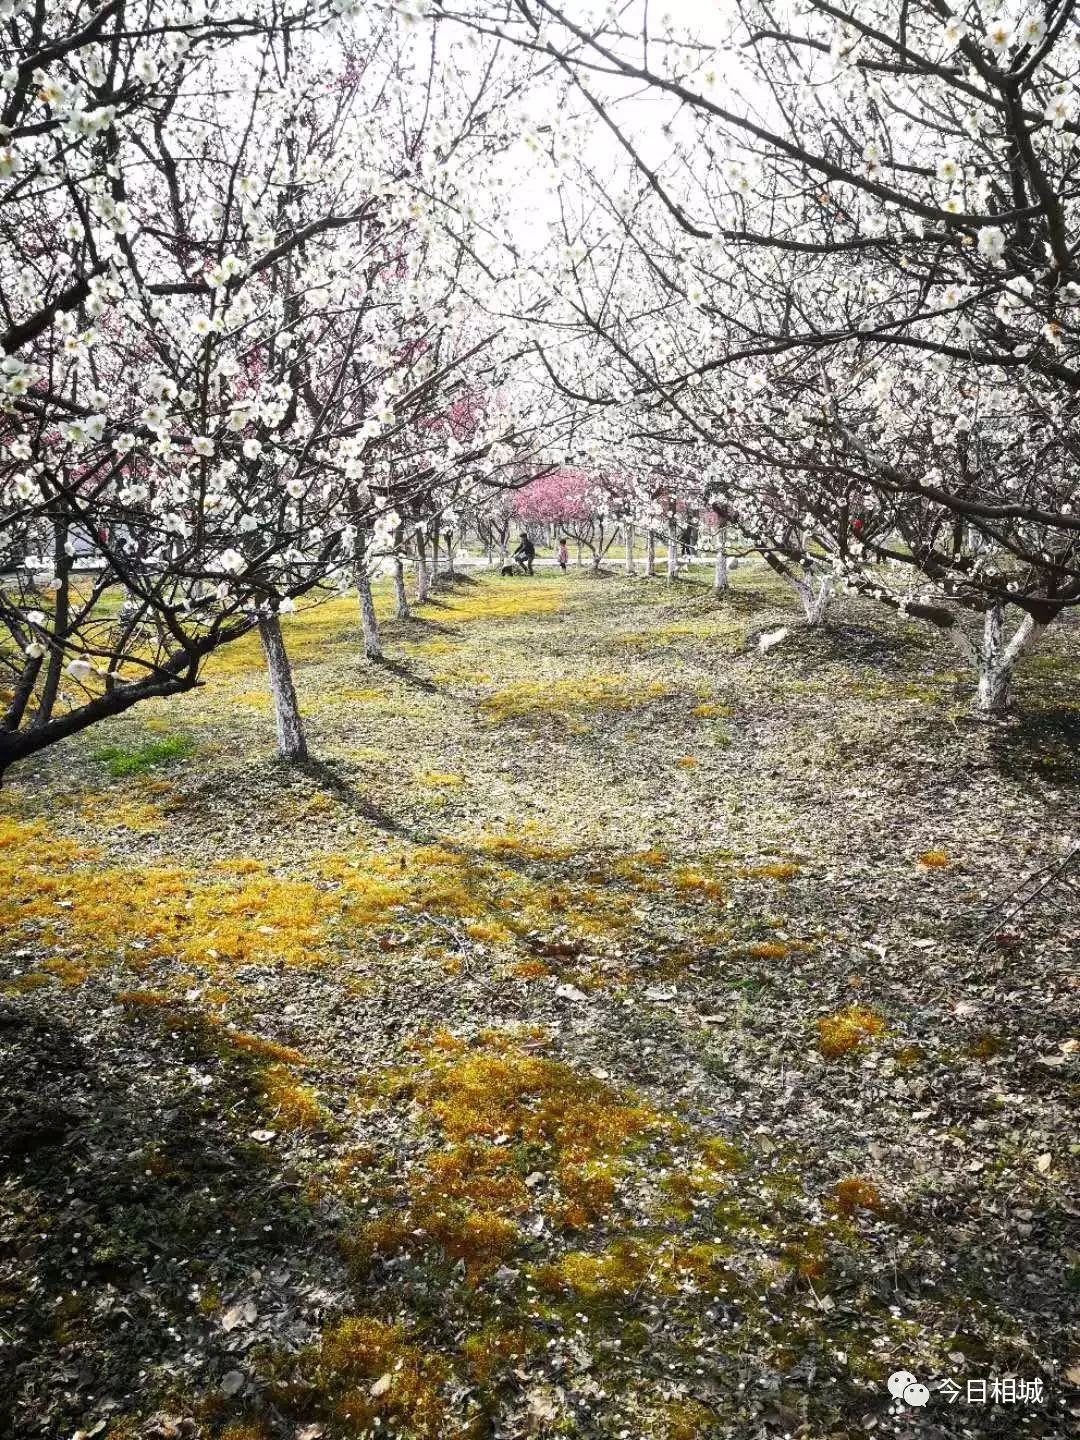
left=513, top=533, right=536, bottom=575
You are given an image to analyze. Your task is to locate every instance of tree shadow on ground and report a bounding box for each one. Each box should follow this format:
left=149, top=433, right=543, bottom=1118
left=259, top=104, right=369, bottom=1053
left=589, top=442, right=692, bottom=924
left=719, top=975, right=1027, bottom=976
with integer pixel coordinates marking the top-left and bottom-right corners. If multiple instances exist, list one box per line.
left=296, top=757, right=431, bottom=838
left=769, top=621, right=926, bottom=669
left=364, top=655, right=440, bottom=694
left=0, top=1002, right=341, bottom=1440
left=988, top=706, right=1080, bottom=790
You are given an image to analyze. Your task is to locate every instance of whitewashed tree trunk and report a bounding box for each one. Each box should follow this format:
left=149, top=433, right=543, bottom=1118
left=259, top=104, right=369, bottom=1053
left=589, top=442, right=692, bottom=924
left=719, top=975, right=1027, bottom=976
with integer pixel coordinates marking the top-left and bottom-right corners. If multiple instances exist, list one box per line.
left=415, top=532, right=430, bottom=603
left=259, top=615, right=308, bottom=764
left=575, top=539, right=583, bottom=568
left=446, top=531, right=456, bottom=580
left=353, top=532, right=383, bottom=660
left=393, top=557, right=409, bottom=620
left=947, top=603, right=1046, bottom=717
left=645, top=529, right=656, bottom=576
left=666, top=517, right=678, bottom=581
left=358, top=572, right=382, bottom=660
left=786, top=571, right=832, bottom=626
left=714, top=525, right=729, bottom=595
left=625, top=524, right=636, bottom=574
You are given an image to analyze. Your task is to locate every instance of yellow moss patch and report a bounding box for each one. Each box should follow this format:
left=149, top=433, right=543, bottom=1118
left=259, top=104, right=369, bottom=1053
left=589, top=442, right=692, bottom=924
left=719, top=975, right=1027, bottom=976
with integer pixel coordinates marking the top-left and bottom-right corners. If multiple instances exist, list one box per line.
left=259, top=1064, right=330, bottom=1132
left=509, top=958, right=551, bottom=980
left=231, top=689, right=273, bottom=710
left=39, top=957, right=90, bottom=987
left=830, top=1176, right=887, bottom=1217
left=116, top=988, right=175, bottom=1008
left=461, top=1324, right=539, bottom=1384
left=207, top=595, right=363, bottom=678
left=466, top=918, right=511, bottom=943
left=220, top=1424, right=269, bottom=1440
left=227, top=1031, right=305, bottom=1064
left=417, top=1036, right=655, bottom=1159
left=817, top=1005, right=887, bottom=1059
left=315, top=1315, right=449, bottom=1440
left=350, top=1033, right=666, bottom=1280
left=675, top=755, right=698, bottom=769
left=80, top=792, right=165, bottom=833
left=2, top=972, right=51, bottom=993
left=672, top=869, right=725, bottom=900
left=417, top=770, right=464, bottom=787
left=699, top=1136, right=747, bottom=1171
left=743, top=861, right=801, bottom=880
left=746, top=940, right=789, bottom=960
left=480, top=674, right=671, bottom=723
left=474, top=827, right=575, bottom=861
left=917, top=849, right=950, bottom=868
left=404, top=637, right=457, bottom=656
left=536, top=1241, right=653, bottom=1298
left=0, top=818, right=329, bottom=977
left=661, top=1397, right=723, bottom=1440
left=436, top=580, right=565, bottom=624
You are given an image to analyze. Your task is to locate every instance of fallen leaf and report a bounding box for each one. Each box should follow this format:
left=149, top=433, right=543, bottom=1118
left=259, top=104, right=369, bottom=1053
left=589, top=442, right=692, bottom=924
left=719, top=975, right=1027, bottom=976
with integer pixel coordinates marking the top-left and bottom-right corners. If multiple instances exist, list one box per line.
left=555, top=983, right=588, bottom=1002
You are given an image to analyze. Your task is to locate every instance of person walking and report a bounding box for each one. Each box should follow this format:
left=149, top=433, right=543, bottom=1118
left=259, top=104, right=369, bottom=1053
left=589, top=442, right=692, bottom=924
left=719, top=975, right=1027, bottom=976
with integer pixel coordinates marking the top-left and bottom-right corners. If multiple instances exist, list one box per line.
left=513, top=532, right=536, bottom=575
left=557, top=537, right=568, bottom=572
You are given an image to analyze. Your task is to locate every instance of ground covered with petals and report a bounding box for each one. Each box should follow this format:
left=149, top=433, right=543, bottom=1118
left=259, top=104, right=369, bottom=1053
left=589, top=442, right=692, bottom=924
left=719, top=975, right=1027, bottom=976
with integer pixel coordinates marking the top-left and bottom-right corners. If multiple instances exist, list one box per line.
left=1, top=566, right=1077, bottom=1440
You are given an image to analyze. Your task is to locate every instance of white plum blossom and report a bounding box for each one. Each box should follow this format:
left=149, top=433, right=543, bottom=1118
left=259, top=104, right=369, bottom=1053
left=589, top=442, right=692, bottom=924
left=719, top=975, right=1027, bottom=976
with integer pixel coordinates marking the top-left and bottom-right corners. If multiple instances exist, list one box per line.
left=1017, top=14, right=1048, bottom=48
left=984, top=18, right=1013, bottom=56
left=978, top=226, right=1006, bottom=262
left=942, top=17, right=967, bottom=51
left=216, top=548, right=246, bottom=575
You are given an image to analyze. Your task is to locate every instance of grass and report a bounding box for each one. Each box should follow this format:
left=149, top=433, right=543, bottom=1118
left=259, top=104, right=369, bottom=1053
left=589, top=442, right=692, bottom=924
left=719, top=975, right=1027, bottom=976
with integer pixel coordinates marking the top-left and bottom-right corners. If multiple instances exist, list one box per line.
left=91, top=732, right=197, bottom=776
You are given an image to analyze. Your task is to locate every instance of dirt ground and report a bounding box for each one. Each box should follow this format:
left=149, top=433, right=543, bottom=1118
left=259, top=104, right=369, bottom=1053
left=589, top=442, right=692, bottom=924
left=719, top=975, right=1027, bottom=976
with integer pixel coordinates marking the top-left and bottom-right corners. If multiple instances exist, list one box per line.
left=1, top=563, right=1077, bottom=1440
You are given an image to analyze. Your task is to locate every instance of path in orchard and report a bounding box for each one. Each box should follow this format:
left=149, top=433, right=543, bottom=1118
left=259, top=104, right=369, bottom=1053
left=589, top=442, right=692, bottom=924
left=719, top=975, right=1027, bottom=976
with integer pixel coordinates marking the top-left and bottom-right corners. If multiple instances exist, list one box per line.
left=1, top=566, right=1076, bottom=1440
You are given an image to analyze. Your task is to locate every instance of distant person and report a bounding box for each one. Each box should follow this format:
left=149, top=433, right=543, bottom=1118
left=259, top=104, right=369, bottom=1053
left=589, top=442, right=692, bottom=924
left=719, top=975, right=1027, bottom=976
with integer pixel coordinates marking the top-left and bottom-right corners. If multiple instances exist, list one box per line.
left=513, top=532, right=535, bottom=575
left=557, top=537, right=568, bottom=572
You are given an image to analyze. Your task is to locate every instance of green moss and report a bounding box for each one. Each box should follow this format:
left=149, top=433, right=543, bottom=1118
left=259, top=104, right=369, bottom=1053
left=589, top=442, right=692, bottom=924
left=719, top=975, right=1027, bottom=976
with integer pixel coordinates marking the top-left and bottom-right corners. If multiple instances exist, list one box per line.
left=91, top=732, right=197, bottom=776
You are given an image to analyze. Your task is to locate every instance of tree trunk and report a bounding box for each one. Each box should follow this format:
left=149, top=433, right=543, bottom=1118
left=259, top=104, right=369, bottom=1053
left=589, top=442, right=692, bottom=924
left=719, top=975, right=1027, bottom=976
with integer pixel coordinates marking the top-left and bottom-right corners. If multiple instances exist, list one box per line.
left=33, top=519, right=72, bottom=728
left=713, top=525, right=729, bottom=595
left=358, top=571, right=382, bottom=660
left=625, top=524, right=636, bottom=574
left=446, top=531, right=456, bottom=580
left=972, top=604, right=1045, bottom=716
left=575, top=539, right=583, bottom=568
left=416, top=531, right=430, bottom=603
left=393, top=557, right=409, bottom=619
left=259, top=615, right=308, bottom=764
left=793, top=573, right=832, bottom=626
left=764, top=554, right=833, bottom=626
left=666, top=517, right=678, bottom=581
left=431, top=527, right=441, bottom=585
left=353, top=531, right=383, bottom=660
left=645, top=529, right=656, bottom=576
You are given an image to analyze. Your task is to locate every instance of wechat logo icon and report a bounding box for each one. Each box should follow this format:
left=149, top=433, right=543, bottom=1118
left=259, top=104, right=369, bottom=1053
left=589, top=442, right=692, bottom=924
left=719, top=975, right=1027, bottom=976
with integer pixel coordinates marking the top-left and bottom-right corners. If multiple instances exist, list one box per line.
left=888, top=1370, right=931, bottom=1410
